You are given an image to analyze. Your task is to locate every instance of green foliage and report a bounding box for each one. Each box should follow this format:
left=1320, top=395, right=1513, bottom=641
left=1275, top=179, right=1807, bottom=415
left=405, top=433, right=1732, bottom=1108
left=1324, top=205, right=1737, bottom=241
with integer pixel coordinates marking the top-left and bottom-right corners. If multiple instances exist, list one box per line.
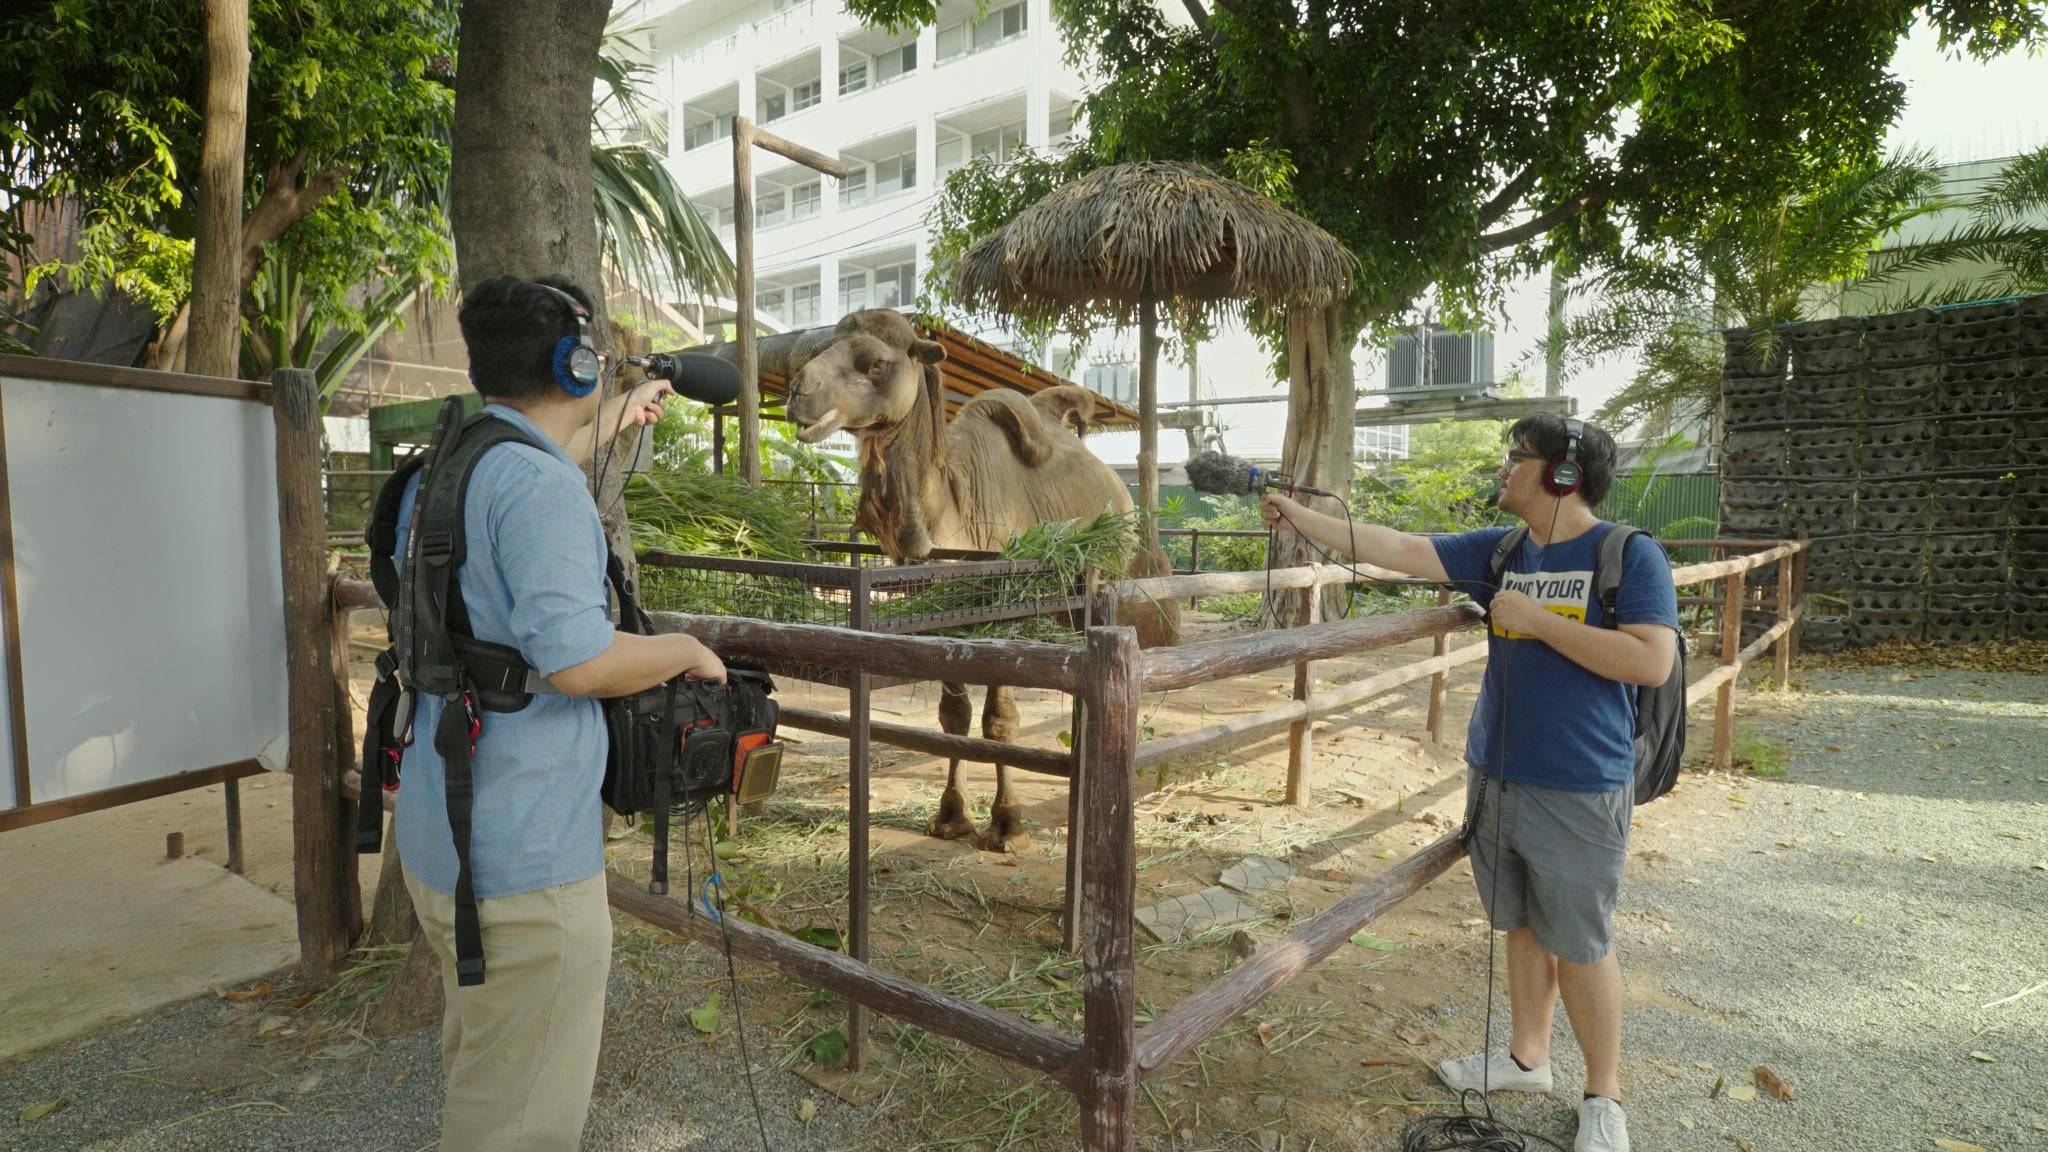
left=1353, top=421, right=1510, bottom=537
left=3, top=0, right=458, bottom=329
left=849, top=0, right=2047, bottom=353
left=1573, top=147, right=2048, bottom=433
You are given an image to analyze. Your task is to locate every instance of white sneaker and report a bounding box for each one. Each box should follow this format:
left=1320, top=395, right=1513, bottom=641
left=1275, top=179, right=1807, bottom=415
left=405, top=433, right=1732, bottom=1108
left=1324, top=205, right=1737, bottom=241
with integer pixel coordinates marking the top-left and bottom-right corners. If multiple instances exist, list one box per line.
left=1434, top=1050, right=1553, bottom=1095
left=1575, top=1096, right=1629, bottom=1152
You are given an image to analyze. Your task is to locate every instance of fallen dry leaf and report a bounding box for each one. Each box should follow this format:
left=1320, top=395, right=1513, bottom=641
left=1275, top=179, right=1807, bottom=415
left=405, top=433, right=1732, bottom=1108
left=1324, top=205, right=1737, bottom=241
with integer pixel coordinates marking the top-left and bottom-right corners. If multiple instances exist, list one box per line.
left=18, top=1099, right=69, bottom=1123
left=1727, top=1084, right=1758, bottom=1103
left=1679, top=1117, right=1696, bottom=1131
left=1754, top=1065, right=1794, bottom=1101
left=1254, top=1020, right=1278, bottom=1050
left=1737, top=1140, right=1756, bottom=1152
left=1394, top=1024, right=1434, bottom=1047
left=1968, top=1051, right=1997, bottom=1063
left=218, top=981, right=274, bottom=1002
left=1360, top=1058, right=1406, bottom=1068
left=1709, top=1075, right=1725, bottom=1099
left=1657, top=1061, right=1683, bottom=1079
left=797, top=1098, right=818, bottom=1125
left=1932, top=1140, right=1991, bottom=1152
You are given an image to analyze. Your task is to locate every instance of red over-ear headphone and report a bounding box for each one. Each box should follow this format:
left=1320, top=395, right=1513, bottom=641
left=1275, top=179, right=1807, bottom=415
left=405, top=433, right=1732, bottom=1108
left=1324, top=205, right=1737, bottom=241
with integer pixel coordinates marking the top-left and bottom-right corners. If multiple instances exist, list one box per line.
left=1542, top=418, right=1586, bottom=497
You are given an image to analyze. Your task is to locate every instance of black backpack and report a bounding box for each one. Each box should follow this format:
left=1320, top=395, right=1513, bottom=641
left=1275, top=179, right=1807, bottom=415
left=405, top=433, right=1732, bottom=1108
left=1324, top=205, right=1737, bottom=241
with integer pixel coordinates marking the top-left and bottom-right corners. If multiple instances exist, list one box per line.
left=357, top=396, right=776, bottom=985
left=1486, top=524, right=1687, bottom=805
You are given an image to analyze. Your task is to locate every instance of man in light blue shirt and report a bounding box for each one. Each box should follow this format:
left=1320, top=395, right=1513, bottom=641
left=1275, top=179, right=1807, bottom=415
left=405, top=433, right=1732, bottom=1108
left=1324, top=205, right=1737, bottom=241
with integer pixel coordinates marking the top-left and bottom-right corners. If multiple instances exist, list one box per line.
left=394, top=275, right=724, bottom=1152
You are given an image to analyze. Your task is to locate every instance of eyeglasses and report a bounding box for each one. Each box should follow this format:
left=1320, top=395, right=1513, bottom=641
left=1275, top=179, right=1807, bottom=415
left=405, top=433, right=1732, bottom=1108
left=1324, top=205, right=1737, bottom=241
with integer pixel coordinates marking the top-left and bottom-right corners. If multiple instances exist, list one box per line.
left=1502, top=449, right=1545, bottom=469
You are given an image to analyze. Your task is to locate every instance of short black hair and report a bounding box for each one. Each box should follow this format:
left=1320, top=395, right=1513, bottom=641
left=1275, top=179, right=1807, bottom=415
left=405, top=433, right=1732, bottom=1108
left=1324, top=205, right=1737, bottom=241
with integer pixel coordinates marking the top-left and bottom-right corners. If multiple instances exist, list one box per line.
left=1507, top=413, right=1619, bottom=507
left=457, top=275, right=595, bottom=401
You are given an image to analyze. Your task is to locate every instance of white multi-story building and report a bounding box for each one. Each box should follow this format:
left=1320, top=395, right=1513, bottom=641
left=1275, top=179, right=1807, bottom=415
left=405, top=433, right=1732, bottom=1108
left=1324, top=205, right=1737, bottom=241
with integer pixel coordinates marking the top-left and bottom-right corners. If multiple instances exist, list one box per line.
left=638, top=0, right=1081, bottom=339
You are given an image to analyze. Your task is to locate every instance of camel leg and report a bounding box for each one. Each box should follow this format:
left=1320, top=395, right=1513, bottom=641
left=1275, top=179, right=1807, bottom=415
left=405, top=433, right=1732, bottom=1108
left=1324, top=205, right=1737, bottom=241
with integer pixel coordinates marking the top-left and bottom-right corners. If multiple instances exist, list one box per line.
left=971, top=685, right=1031, bottom=853
left=924, top=681, right=977, bottom=841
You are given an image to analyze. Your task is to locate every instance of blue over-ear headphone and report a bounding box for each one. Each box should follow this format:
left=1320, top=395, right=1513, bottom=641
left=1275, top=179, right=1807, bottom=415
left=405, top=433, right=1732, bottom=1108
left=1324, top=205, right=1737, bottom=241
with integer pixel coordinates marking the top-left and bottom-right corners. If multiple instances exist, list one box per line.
left=532, top=282, right=601, bottom=398
left=1543, top=418, right=1586, bottom=496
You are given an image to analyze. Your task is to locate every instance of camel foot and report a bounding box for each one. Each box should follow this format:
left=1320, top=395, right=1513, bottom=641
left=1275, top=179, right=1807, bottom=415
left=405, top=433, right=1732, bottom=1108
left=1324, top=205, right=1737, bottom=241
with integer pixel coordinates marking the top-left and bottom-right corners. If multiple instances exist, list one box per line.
left=970, top=804, right=1031, bottom=853
left=924, top=788, right=976, bottom=841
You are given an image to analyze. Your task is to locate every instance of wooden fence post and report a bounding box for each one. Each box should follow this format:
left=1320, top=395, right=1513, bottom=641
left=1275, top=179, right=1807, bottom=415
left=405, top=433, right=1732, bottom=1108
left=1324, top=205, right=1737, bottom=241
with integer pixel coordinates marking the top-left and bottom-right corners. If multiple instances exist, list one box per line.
left=1064, top=579, right=1115, bottom=955
left=1713, top=569, right=1743, bottom=772
left=1284, top=585, right=1319, bottom=806
left=273, top=368, right=358, bottom=976
left=1773, top=551, right=1794, bottom=691
left=1079, top=624, right=1139, bottom=1152
left=1426, top=586, right=1452, bottom=742
left=1790, top=538, right=1807, bottom=664
left=847, top=564, right=872, bottom=1068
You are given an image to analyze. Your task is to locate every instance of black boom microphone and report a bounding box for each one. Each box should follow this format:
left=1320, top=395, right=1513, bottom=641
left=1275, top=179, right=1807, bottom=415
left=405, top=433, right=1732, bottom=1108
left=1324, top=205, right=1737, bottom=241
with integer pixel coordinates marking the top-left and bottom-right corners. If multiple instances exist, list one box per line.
left=1185, top=449, right=1336, bottom=499
left=628, top=352, right=744, bottom=406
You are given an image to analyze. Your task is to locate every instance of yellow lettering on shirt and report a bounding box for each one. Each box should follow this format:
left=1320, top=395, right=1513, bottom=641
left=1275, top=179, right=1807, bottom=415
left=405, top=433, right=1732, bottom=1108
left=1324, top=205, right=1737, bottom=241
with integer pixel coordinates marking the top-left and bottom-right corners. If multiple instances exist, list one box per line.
left=1492, top=569, right=1593, bottom=639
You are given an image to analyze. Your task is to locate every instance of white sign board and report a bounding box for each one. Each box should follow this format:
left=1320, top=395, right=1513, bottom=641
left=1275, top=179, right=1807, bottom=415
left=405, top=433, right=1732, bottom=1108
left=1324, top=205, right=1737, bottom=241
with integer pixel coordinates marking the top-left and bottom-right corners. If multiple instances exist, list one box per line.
left=0, top=371, right=287, bottom=811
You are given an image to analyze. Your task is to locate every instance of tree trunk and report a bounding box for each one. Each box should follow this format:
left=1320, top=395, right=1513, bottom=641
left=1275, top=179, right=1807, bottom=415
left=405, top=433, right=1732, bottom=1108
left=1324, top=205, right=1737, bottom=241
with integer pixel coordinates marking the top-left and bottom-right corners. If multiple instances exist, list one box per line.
left=364, top=822, right=417, bottom=948
left=186, top=0, right=248, bottom=380
left=369, top=929, right=445, bottom=1036
left=449, top=0, right=628, bottom=558
left=1279, top=302, right=1356, bottom=621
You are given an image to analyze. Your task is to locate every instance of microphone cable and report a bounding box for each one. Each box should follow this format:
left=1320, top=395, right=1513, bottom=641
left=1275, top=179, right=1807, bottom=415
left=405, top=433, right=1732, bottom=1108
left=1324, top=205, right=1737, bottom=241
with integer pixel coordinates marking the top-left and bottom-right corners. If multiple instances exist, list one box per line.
left=1399, top=488, right=1573, bottom=1152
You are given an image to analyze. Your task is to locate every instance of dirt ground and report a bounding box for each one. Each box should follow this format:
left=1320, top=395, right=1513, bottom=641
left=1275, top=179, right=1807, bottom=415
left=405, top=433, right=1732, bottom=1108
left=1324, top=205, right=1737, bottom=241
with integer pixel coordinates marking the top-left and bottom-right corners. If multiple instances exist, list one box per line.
left=6, top=613, right=2042, bottom=1151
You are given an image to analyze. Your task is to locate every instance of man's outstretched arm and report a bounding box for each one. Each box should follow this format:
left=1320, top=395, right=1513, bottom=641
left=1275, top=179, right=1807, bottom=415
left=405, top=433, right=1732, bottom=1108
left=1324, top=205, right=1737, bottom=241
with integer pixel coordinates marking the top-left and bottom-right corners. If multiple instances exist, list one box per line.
left=1260, top=493, right=1450, bottom=583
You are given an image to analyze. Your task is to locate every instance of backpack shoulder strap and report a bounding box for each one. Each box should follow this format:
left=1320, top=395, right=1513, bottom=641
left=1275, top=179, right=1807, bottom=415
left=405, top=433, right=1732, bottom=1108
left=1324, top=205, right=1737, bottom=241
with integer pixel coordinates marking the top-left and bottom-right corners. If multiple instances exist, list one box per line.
left=1593, top=524, right=1645, bottom=630
left=1486, top=526, right=1531, bottom=588
left=366, top=455, right=428, bottom=611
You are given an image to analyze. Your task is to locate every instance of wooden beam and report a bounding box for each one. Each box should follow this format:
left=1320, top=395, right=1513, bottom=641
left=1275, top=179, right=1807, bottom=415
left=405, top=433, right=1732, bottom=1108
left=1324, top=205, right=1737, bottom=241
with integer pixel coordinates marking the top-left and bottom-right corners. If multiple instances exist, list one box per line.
left=605, top=871, right=1080, bottom=1087
left=1671, top=542, right=1799, bottom=586
left=1713, top=568, right=1742, bottom=771
left=648, top=610, right=1085, bottom=692
left=0, top=760, right=267, bottom=833
left=0, top=351, right=273, bottom=404
left=1133, top=638, right=1487, bottom=771
left=1141, top=604, right=1481, bottom=692
left=1079, top=625, right=1141, bottom=1150
left=1134, top=831, right=1466, bottom=1075
left=1427, top=586, right=1452, bottom=742
left=1774, top=555, right=1795, bottom=691
left=273, top=368, right=356, bottom=977
left=749, top=126, right=852, bottom=179
left=1119, top=561, right=1406, bottom=602
left=1285, top=588, right=1319, bottom=806
left=734, top=117, right=759, bottom=487
left=781, top=706, right=1071, bottom=777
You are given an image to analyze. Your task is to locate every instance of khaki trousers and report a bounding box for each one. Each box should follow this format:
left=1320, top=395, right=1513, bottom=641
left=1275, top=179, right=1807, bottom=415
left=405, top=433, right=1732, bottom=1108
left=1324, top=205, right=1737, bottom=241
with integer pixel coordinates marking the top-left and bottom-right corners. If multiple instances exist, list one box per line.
left=404, top=867, right=612, bottom=1152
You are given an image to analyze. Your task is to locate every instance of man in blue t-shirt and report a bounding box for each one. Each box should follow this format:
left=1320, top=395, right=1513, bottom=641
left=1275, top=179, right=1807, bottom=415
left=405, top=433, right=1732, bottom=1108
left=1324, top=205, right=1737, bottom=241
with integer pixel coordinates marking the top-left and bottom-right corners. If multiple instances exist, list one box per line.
left=394, top=276, right=726, bottom=1152
left=1262, top=415, right=1676, bottom=1152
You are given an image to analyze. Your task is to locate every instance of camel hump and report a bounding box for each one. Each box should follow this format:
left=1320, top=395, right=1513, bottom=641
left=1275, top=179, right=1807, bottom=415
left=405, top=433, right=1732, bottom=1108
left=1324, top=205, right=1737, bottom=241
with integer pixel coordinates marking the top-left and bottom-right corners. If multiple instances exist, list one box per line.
left=1029, top=384, right=1101, bottom=438
left=958, top=389, right=1058, bottom=467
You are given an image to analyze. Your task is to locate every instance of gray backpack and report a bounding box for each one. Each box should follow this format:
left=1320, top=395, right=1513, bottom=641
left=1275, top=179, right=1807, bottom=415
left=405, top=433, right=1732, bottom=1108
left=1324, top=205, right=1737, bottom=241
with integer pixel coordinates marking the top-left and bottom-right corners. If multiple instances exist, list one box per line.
left=1486, top=524, right=1687, bottom=804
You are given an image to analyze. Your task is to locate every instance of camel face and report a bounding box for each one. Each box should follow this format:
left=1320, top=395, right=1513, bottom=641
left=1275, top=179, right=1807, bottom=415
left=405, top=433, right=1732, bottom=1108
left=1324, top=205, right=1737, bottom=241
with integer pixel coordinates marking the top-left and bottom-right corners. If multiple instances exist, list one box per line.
left=784, top=324, right=945, bottom=444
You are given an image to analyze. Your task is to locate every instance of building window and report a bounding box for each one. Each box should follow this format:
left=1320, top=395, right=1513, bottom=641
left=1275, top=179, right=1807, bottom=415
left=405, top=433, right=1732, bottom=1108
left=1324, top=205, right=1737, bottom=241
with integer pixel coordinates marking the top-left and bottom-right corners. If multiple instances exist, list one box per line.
left=970, top=123, right=1025, bottom=164
left=792, top=79, right=821, bottom=111
left=839, top=271, right=870, bottom=314
left=870, top=260, right=915, bottom=309
left=841, top=169, right=868, bottom=207
left=756, top=286, right=787, bottom=323
left=937, top=137, right=967, bottom=177
left=876, top=43, right=916, bottom=84
left=1051, top=106, right=1074, bottom=141
left=791, top=180, right=821, bottom=221
left=1084, top=361, right=1137, bottom=407
left=873, top=153, right=916, bottom=196
left=791, top=283, right=822, bottom=326
left=973, top=2, right=1027, bottom=51
left=684, top=111, right=737, bottom=151
left=758, top=187, right=787, bottom=229
left=759, top=91, right=787, bottom=122
left=838, top=60, right=868, bottom=96
left=936, top=22, right=964, bottom=60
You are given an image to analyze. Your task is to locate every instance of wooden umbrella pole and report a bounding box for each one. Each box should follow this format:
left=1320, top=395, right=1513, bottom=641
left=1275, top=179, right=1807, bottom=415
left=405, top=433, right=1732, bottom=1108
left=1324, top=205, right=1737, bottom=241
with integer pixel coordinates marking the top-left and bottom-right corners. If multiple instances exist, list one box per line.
left=1138, top=295, right=1160, bottom=551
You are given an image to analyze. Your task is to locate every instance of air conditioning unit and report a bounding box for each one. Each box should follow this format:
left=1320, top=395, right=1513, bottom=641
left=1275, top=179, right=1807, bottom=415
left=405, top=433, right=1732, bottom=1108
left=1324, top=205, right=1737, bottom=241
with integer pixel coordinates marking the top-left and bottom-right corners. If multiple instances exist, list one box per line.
left=1386, top=325, right=1494, bottom=401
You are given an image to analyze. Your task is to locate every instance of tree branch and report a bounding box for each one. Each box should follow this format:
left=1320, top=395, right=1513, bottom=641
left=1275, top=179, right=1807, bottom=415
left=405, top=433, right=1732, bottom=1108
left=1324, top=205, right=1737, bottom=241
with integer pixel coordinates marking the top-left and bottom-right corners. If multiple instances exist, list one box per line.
left=1477, top=191, right=1607, bottom=252
left=1321, top=94, right=1382, bottom=178
left=1475, top=167, right=1539, bottom=231
left=239, top=151, right=349, bottom=284
left=1179, top=0, right=1208, bottom=32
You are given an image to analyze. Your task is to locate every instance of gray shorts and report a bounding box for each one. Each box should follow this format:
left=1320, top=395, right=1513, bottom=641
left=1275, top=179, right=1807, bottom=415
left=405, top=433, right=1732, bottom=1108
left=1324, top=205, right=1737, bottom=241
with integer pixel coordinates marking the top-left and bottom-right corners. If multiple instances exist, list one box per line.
left=1463, top=766, right=1632, bottom=966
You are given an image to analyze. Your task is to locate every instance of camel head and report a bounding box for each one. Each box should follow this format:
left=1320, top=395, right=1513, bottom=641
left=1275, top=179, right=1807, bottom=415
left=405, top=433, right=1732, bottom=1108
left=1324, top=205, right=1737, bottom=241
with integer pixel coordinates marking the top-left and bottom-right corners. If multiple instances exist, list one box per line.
left=784, top=310, right=947, bottom=444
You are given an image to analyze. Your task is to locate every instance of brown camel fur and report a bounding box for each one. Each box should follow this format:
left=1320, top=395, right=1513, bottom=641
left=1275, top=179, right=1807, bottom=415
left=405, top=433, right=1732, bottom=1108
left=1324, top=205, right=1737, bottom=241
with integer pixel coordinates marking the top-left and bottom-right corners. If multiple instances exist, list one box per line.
left=784, top=309, right=1173, bottom=850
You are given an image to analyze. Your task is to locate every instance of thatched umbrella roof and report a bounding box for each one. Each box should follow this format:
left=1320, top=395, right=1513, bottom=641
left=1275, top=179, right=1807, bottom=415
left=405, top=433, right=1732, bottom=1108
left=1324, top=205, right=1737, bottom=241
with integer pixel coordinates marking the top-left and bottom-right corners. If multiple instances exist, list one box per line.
left=954, top=160, right=1358, bottom=325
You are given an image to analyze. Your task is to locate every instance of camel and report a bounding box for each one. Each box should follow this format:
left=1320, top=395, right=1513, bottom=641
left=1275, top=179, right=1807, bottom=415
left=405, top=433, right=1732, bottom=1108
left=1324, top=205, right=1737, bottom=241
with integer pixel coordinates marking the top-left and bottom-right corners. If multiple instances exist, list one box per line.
left=783, top=309, right=1172, bottom=851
